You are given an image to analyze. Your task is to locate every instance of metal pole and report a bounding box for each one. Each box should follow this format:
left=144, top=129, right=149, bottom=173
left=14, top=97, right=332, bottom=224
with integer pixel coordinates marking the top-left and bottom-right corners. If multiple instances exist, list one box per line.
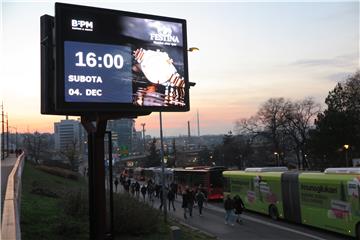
left=106, top=131, right=114, bottom=238
left=6, top=113, right=9, bottom=157
left=81, top=117, right=107, bottom=240
left=345, top=149, right=348, bottom=167
left=159, top=112, right=167, bottom=222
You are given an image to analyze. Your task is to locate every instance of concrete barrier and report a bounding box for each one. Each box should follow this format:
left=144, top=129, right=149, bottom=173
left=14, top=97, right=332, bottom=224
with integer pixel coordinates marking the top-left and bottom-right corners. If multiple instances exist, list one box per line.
left=1, top=153, right=25, bottom=240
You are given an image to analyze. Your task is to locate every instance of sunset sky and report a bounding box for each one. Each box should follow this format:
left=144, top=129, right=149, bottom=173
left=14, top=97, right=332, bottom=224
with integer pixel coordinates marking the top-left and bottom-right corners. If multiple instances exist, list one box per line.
left=1, top=0, right=359, bottom=137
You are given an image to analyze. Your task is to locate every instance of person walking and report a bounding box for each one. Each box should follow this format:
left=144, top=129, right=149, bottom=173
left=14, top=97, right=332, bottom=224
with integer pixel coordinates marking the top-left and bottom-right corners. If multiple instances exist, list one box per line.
left=187, top=188, right=195, bottom=217
left=234, top=195, right=245, bottom=223
left=114, top=178, right=119, bottom=192
left=195, top=189, right=206, bottom=216
left=135, top=181, right=140, bottom=198
left=181, top=188, right=188, bottom=219
left=141, top=185, right=147, bottom=201
left=167, top=188, right=176, bottom=211
left=224, top=195, right=235, bottom=226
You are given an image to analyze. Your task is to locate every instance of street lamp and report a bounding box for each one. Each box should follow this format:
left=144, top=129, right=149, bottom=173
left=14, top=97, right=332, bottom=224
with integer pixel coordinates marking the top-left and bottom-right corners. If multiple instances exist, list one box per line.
left=188, top=47, right=199, bottom=52
left=274, top=152, right=279, bottom=166
left=343, top=144, right=350, bottom=167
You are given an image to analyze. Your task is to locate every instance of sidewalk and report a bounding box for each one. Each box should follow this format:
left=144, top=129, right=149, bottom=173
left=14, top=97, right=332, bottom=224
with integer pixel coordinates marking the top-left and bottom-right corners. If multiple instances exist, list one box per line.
left=116, top=188, right=231, bottom=239
left=1, top=154, right=18, bottom=217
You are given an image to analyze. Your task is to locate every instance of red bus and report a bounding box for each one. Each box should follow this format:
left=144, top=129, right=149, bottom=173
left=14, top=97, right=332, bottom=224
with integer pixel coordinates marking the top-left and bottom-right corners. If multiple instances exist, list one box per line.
left=174, top=166, right=226, bottom=200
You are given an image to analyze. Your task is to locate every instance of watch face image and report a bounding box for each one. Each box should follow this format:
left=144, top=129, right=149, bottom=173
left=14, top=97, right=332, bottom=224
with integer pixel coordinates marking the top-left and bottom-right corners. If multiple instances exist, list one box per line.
left=133, top=48, right=186, bottom=107
left=139, top=50, right=177, bottom=85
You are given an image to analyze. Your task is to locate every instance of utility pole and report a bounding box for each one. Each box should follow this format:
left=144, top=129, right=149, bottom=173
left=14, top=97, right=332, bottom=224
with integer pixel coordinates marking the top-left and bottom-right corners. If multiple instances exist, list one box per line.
left=141, top=123, right=146, bottom=153
left=1, top=102, right=4, bottom=160
left=6, top=113, right=9, bottom=157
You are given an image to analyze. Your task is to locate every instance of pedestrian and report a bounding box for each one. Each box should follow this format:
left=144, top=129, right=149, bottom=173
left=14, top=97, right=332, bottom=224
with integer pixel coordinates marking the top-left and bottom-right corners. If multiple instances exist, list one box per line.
left=135, top=181, right=140, bottom=198
left=224, top=195, right=236, bottom=226
left=141, top=185, right=147, bottom=201
left=124, top=181, right=130, bottom=193
left=114, top=178, right=119, bottom=192
left=147, top=183, right=154, bottom=202
left=234, top=195, right=245, bottom=224
left=181, top=188, right=188, bottom=219
left=195, top=188, right=206, bottom=216
left=170, top=182, right=178, bottom=199
left=187, top=188, right=195, bottom=217
left=130, top=182, right=135, bottom=196
left=159, top=188, right=164, bottom=210
left=167, top=188, right=176, bottom=211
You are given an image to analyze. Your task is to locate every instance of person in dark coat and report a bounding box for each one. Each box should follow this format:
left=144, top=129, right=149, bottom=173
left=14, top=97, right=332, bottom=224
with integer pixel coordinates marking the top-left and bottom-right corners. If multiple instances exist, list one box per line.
left=167, top=188, right=176, bottom=211
left=187, top=188, right=195, bottom=217
left=114, top=178, right=119, bottom=192
left=181, top=188, right=188, bottom=219
left=195, top=189, right=206, bottom=216
left=141, top=185, right=147, bottom=201
left=224, top=195, right=235, bottom=226
left=233, top=195, right=245, bottom=223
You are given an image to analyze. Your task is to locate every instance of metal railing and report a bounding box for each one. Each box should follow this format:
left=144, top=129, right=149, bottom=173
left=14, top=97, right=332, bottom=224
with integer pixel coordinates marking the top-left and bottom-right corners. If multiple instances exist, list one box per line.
left=1, top=152, right=25, bottom=240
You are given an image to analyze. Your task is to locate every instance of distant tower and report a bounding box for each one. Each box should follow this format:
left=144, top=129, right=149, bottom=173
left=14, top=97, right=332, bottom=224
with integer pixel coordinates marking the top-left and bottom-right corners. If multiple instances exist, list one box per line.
left=197, top=109, right=200, bottom=137
left=141, top=123, right=146, bottom=153
left=187, top=121, right=191, bottom=138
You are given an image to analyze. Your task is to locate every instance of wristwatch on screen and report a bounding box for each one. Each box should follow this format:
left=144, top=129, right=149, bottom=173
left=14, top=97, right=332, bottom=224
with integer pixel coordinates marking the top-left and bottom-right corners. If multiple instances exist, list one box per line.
left=133, top=48, right=184, bottom=86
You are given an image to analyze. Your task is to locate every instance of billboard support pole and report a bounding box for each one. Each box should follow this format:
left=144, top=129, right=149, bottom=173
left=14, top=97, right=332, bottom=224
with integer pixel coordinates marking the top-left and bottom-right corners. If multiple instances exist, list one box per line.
left=81, top=116, right=108, bottom=240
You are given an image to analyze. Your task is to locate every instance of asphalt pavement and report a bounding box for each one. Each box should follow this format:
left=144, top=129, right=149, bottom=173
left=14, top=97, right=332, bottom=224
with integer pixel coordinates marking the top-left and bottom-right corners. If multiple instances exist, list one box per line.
left=1, top=154, right=18, bottom=217
left=118, top=186, right=352, bottom=240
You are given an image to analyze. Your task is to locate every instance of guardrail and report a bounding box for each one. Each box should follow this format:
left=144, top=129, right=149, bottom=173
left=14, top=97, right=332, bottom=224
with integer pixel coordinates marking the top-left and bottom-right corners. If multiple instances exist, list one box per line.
left=1, top=153, right=25, bottom=240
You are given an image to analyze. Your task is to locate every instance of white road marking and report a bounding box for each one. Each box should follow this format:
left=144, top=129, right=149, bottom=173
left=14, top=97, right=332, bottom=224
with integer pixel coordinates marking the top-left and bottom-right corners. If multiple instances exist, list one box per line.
left=205, top=204, right=328, bottom=240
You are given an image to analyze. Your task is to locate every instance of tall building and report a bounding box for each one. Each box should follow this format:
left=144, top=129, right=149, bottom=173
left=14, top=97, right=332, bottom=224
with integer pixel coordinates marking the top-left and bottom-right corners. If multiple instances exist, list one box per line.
left=54, top=119, right=83, bottom=151
left=107, top=119, right=135, bottom=155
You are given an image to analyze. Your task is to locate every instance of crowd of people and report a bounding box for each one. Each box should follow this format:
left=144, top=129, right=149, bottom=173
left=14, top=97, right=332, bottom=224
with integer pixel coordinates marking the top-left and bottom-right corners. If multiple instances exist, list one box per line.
left=113, top=173, right=245, bottom=226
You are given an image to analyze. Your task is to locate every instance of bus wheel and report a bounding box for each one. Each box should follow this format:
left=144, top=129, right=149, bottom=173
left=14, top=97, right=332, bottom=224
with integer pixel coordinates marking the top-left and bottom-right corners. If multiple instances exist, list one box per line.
left=269, top=205, right=279, bottom=220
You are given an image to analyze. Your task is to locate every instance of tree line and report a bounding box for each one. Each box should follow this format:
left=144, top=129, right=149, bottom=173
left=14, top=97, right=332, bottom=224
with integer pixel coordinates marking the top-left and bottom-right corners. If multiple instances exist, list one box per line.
left=213, top=71, right=360, bottom=170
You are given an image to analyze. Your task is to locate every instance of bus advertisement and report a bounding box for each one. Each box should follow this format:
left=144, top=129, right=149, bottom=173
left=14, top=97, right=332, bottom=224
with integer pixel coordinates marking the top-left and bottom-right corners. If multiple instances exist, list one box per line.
left=223, top=167, right=360, bottom=239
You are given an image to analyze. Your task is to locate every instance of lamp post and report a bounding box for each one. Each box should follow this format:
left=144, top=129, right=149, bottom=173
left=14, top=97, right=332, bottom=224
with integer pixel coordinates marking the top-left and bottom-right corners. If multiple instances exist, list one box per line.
left=159, top=112, right=167, bottom=222
left=274, top=152, right=279, bottom=166
left=343, top=144, right=350, bottom=167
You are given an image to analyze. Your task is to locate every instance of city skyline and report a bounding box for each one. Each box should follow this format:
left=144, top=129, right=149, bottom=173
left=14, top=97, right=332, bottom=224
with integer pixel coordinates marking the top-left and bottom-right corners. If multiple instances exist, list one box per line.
left=1, top=0, right=359, bottom=137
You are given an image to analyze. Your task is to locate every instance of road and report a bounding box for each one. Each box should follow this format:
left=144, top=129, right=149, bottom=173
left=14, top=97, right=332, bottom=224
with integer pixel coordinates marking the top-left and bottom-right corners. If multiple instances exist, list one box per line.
left=1, top=154, right=18, bottom=217
left=120, top=187, right=352, bottom=240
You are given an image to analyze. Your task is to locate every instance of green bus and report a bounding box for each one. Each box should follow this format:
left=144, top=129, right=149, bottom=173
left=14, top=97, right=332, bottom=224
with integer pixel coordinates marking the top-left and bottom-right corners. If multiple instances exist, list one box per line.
left=223, top=167, right=360, bottom=239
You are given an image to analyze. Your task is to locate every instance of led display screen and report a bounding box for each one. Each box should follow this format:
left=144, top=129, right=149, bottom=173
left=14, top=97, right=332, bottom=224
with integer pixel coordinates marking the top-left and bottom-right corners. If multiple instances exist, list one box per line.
left=55, top=3, right=189, bottom=112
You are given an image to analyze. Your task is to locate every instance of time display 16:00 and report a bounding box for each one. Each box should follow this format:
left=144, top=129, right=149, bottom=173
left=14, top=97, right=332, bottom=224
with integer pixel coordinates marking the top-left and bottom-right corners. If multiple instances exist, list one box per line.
left=75, top=51, right=124, bottom=69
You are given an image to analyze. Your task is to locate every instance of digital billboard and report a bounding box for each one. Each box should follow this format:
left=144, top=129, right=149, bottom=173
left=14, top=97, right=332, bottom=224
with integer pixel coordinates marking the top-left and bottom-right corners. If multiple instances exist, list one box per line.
left=55, top=3, right=189, bottom=113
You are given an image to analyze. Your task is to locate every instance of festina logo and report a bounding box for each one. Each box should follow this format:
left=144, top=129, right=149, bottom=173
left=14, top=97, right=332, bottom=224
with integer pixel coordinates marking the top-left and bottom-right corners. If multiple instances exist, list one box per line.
left=71, top=19, right=93, bottom=32
left=150, top=25, right=179, bottom=44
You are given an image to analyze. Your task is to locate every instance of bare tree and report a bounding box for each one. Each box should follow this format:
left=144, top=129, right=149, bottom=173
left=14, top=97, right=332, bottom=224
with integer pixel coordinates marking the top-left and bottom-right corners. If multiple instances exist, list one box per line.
left=23, top=132, right=52, bottom=164
left=59, top=139, right=80, bottom=171
left=284, top=98, right=321, bottom=169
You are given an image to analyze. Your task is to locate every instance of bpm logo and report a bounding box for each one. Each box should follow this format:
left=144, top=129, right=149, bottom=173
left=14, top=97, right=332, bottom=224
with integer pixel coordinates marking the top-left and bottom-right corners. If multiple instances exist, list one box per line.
left=71, top=19, right=93, bottom=32
left=150, top=25, right=179, bottom=45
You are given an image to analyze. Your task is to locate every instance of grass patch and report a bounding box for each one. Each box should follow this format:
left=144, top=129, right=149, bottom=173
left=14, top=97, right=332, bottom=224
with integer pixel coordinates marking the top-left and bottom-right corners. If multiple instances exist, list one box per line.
left=21, top=162, right=88, bottom=240
left=21, top=162, right=215, bottom=240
